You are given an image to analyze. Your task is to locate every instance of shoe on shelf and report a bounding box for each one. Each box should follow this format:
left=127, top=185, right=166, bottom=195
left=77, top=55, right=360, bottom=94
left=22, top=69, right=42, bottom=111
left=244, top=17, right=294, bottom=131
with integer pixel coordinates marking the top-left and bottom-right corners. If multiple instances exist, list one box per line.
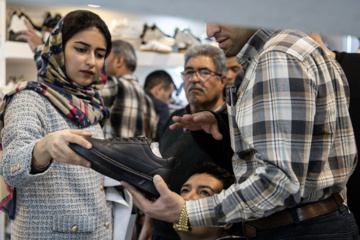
left=140, top=40, right=173, bottom=53
left=174, top=28, right=201, bottom=53
left=141, top=23, right=175, bottom=47
left=7, top=9, right=42, bottom=42
left=157, top=36, right=175, bottom=47
left=69, top=136, right=177, bottom=199
left=110, top=23, right=141, bottom=50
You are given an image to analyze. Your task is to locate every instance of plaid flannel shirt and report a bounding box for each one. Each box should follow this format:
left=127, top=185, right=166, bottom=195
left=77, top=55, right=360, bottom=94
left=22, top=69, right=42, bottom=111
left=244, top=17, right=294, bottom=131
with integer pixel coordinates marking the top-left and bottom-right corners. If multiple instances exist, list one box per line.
left=186, top=29, right=357, bottom=226
left=101, top=75, right=158, bottom=140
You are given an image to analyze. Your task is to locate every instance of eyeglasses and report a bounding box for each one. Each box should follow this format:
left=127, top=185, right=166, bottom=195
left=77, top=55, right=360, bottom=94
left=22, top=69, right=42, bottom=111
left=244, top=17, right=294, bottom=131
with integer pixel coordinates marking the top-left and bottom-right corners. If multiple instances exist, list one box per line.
left=181, top=68, right=222, bottom=83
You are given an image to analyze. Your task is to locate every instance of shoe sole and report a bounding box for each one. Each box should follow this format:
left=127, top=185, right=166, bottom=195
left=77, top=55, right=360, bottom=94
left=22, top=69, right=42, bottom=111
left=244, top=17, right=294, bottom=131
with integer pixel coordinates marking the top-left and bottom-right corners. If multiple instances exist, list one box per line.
left=69, top=142, right=166, bottom=199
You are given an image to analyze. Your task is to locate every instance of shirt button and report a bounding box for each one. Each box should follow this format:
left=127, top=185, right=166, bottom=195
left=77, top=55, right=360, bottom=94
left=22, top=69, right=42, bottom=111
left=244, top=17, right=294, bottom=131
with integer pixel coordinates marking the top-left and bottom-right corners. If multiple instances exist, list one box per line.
left=72, top=226, right=78, bottom=233
left=100, top=185, right=104, bottom=191
left=105, top=221, right=110, bottom=229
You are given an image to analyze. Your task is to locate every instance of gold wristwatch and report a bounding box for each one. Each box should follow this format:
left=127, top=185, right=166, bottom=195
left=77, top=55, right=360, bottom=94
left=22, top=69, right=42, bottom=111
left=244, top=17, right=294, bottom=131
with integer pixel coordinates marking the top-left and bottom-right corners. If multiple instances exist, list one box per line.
left=173, top=203, right=191, bottom=232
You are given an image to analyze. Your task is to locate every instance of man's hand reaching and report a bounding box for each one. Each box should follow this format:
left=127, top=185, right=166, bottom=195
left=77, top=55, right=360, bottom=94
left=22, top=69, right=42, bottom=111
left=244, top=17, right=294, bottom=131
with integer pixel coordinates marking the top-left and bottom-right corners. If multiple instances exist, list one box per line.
left=169, top=111, right=223, bottom=140
left=122, top=175, right=185, bottom=223
left=16, top=19, right=43, bottom=52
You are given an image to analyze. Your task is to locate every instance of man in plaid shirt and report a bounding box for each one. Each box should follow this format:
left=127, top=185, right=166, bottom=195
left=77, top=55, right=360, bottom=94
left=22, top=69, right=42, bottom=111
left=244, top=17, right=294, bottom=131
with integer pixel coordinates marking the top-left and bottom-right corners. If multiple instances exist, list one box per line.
left=101, top=40, right=158, bottom=140
left=123, top=25, right=358, bottom=239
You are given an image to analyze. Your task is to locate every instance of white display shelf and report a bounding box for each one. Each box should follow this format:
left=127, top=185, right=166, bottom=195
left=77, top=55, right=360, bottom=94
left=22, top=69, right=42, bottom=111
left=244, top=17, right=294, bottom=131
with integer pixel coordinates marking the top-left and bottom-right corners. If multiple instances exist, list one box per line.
left=4, top=41, right=34, bottom=60
left=4, top=41, right=184, bottom=67
left=137, top=51, right=184, bottom=67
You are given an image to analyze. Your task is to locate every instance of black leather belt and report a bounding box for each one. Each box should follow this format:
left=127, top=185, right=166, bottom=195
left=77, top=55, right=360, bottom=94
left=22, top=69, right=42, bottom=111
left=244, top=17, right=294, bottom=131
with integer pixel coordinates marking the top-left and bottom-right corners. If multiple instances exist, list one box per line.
left=243, top=193, right=343, bottom=238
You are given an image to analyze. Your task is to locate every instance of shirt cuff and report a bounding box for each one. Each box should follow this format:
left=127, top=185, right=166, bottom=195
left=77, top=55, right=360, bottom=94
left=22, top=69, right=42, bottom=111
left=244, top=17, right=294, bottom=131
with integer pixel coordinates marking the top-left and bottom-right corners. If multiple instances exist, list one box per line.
left=186, top=197, right=213, bottom=227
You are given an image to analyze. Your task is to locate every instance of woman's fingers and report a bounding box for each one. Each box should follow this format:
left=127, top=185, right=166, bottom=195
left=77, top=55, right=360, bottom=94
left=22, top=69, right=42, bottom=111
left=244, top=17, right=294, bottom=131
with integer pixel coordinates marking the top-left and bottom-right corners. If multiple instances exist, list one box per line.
left=44, top=129, right=92, bottom=167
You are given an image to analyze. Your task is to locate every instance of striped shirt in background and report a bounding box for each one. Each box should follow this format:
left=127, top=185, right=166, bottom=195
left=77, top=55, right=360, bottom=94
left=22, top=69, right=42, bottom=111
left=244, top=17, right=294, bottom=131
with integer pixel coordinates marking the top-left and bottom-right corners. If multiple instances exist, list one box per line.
left=101, top=74, right=158, bottom=140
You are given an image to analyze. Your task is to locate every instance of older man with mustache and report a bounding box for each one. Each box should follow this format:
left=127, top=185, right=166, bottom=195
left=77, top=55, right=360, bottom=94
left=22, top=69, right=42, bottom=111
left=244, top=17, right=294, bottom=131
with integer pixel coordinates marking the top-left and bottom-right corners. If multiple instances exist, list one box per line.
left=139, top=44, right=234, bottom=240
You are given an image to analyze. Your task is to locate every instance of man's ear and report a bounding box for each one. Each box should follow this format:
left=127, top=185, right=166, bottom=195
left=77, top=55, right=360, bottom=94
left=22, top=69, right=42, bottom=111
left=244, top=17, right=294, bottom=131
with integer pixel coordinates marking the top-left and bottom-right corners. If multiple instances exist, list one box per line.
left=152, top=83, right=165, bottom=97
left=116, top=55, right=125, bottom=68
left=220, top=75, right=227, bottom=90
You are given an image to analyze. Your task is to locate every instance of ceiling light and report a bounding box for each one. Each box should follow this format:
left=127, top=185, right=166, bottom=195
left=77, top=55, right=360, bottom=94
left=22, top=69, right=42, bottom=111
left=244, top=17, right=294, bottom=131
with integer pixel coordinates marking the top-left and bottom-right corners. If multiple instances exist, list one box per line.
left=88, top=4, right=100, bottom=8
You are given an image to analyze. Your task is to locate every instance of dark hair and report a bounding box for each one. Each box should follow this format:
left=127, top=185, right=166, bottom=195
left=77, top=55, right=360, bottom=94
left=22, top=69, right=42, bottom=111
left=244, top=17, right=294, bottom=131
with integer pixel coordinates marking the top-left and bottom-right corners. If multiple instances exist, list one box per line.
left=62, top=10, right=112, bottom=57
left=111, top=39, right=137, bottom=72
left=188, top=162, right=235, bottom=189
left=144, top=70, right=174, bottom=91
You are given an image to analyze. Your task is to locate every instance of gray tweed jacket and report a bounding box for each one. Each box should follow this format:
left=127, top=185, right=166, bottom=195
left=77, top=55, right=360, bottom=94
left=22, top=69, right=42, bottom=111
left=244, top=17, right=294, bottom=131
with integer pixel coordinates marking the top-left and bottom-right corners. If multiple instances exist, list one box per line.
left=0, top=90, right=112, bottom=239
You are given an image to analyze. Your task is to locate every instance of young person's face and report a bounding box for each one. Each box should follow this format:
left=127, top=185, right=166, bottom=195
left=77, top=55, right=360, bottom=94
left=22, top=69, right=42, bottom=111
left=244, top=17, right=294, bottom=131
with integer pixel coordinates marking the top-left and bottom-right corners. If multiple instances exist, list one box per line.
left=226, top=56, right=242, bottom=85
left=64, top=27, right=107, bottom=86
left=176, top=173, right=230, bottom=240
left=180, top=173, right=223, bottom=200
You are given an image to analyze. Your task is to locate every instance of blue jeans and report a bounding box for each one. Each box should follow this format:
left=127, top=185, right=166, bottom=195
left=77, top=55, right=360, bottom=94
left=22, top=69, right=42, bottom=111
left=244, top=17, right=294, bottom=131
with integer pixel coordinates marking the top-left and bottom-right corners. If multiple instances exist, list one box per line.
left=245, top=205, right=359, bottom=239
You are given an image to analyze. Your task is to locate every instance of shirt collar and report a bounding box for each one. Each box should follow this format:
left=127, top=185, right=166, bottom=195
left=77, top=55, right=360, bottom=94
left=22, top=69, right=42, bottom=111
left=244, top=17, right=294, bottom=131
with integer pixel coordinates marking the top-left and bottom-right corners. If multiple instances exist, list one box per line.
left=121, top=74, right=138, bottom=83
left=236, top=29, right=277, bottom=72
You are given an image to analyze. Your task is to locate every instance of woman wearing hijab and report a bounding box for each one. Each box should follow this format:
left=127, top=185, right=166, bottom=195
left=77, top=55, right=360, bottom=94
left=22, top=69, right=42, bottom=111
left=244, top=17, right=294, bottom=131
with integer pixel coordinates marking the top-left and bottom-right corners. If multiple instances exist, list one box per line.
left=0, top=10, right=113, bottom=239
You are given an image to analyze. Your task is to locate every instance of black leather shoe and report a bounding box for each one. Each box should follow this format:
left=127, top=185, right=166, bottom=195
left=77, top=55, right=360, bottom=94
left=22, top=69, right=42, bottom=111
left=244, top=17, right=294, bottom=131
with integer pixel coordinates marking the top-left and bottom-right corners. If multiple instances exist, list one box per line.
left=69, top=136, right=176, bottom=199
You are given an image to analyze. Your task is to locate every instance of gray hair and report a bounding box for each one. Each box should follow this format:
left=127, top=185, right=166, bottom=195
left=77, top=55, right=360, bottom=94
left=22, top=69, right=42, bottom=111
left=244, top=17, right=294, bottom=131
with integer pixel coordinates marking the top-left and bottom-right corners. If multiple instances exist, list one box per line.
left=184, top=44, right=227, bottom=76
left=111, top=39, right=137, bottom=72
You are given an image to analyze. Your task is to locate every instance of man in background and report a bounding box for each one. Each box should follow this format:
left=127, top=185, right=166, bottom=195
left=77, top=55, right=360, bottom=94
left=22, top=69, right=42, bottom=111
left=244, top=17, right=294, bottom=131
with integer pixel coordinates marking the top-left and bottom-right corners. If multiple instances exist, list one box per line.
left=225, top=56, right=242, bottom=85
left=101, top=39, right=158, bottom=140
left=144, top=70, right=175, bottom=135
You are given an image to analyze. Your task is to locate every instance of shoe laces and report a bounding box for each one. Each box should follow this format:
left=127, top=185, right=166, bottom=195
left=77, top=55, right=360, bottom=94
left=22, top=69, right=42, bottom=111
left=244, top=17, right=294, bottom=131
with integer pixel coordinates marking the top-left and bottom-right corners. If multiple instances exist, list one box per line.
left=110, top=137, right=147, bottom=142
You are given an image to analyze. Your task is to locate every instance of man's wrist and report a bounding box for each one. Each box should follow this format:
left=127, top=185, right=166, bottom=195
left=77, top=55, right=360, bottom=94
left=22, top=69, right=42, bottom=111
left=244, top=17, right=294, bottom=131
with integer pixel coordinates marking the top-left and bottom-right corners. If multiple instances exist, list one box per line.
left=173, top=202, right=191, bottom=232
